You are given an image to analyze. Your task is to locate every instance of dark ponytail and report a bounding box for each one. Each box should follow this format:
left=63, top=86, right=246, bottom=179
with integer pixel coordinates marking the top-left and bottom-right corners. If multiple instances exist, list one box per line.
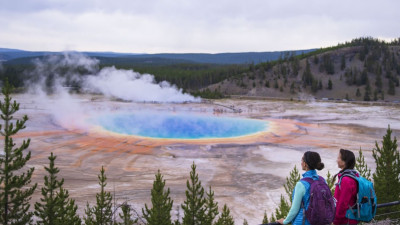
left=303, top=151, right=325, bottom=171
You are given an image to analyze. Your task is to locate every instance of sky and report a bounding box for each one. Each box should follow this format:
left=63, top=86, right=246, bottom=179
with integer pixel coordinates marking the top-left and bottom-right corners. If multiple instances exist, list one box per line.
left=0, top=0, right=399, bottom=53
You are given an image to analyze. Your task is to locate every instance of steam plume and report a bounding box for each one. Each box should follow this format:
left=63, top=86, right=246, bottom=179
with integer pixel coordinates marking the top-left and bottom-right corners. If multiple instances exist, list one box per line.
left=26, top=52, right=200, bottom=103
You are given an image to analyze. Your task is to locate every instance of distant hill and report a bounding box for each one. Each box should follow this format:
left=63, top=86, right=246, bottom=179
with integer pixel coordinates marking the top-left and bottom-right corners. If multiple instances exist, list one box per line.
left=114, top=50, right=315, bottom=64
left=204, top=37, right=400, bottom=101
left=2, top=37, right=400, bottom=102
left=0, top=48, right=315, bottom=65
left=0, top=48, right=26, bottom=52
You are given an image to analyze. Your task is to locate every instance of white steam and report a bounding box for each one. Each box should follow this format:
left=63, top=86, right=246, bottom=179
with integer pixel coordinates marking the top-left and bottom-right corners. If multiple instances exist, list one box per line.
left=83, top=67, right=199, bottom=102
left=26, top=53, right=200, bottom=103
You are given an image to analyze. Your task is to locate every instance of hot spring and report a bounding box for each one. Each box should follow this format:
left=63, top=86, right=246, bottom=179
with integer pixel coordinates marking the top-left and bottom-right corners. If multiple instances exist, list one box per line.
left=93, top=112, right=269, bottom=139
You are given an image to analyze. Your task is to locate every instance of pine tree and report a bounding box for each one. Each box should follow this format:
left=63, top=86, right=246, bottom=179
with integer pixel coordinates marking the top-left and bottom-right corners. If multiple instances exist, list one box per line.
left=142, top=170, right=173, bottom=225
left=84, top=202, right=95, bottom=225
left=215, top=204, right=234, bottom=225
left=328, top=79, right=333, bottom=90
left=302, top=61, right=314, bottom=86
left=34, top=153, right=61, bottom=224
left=375, top=74, right=382, bottom=91
left=326, top=170, right=335, bottom=195
left=324, top=54, right=335, bottom=74
left=311, top=79, right=319, bottom=93
left=290, top=82, right=295, bottom=94
left=373, top=89, right=378, bottom=101
left=117, top=204, right=138, bottom=225
left=284, top=165, right=300, bottom=202
left=364, top=82, right=371, bottom=101
left=273, top=166, right=299, bottom=222
left=262, top=210, right=269, bottom=224
left=93, top=166, right=113, bottom=225
left=355, top=148, right=371, bottom=180
left=204, top=186, right=218, bottom=225
left=0, top=80, right=37, bottom=224
left=341, top=55, right=346, bottom=70
left=274, top=195, right=290, bottom=220
left=313, top=55, right=319, bottom=64
left=372, top=126, right=400, bottom=218
left=242, top=219, right=248, bottom=225
left=56, top=187, right=81, bottom=225
left=181, top=162, right=206, bottom=225
left=388, top=78, right=395, bottom=95
left=35, top=152, right=80, bottom=225
left=361, top=69, right=369, bottom=85
left=270, top=213, right=276, bottom=223
left=356, top=88, right=361, bottom=97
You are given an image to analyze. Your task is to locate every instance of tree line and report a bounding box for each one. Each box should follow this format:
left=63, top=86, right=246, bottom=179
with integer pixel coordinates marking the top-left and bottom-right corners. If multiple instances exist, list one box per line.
left=1, top=37, right=399, bottom=100
left=0, top=59, right=245, bottom=98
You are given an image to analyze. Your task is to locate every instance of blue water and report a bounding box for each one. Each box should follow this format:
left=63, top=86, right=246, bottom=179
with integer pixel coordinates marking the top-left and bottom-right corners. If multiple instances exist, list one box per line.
left=94, top=112, right=268, bottom=139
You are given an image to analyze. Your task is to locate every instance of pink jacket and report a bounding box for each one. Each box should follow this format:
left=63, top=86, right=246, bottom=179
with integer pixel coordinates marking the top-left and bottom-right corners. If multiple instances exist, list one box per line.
left=333, top=172, right=359, bottom=225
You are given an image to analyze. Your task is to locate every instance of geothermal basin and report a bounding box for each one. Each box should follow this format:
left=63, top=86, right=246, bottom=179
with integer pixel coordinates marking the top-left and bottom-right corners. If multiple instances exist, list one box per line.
left=12, top=94, right=400, bottom=224
left=94, top=112, right=269, bottom=139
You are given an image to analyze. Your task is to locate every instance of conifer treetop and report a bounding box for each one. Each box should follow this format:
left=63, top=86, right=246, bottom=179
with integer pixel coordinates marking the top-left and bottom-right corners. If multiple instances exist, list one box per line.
left=0, top=80, right=37, bottom=225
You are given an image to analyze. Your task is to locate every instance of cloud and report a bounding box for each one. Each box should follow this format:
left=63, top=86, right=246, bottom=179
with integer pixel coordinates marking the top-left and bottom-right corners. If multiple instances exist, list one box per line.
left=0, top=0, right=399, bottom=53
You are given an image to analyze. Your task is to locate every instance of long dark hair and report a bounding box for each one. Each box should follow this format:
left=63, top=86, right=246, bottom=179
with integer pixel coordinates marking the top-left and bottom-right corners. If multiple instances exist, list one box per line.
left=303, top=151, right=324, bottom=170
left=333, top=148, right=356, bottom=181
left=339, top=148, right=356, bottom=171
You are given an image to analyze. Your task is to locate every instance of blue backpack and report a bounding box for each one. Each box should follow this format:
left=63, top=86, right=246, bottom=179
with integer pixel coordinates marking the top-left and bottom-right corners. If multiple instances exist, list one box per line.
left=339, top=172, right=377, bottom=222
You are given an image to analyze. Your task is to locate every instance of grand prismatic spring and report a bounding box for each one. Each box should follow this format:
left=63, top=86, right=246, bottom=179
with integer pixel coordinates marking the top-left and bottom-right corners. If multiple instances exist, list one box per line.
left=11, top=94, right=400, bottom=224
left=94, top=112, right=269, bottom=139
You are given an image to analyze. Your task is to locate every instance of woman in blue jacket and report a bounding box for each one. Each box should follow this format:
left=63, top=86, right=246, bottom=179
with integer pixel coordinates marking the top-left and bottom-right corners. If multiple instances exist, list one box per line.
left=277, top=151, right=325, bottom=225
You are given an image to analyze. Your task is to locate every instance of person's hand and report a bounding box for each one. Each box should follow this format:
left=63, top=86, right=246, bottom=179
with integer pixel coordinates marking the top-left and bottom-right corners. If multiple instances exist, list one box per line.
left=276, top=218, right=284, bottom=224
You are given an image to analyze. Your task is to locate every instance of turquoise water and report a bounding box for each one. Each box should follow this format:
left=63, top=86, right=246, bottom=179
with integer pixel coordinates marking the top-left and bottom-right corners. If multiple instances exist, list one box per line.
left=94, top=112, right=268, bottom=139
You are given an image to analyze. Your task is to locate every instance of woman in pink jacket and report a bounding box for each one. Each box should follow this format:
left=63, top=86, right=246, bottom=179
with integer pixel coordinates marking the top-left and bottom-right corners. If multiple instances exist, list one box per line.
left=333, top=149, right=359, bottom=225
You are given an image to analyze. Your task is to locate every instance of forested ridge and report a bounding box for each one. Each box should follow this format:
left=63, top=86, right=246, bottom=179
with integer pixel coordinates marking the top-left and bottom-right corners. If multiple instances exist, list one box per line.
left=1, top=37, right=400, bottom=100
left=207, top=37, right=400, bottom=101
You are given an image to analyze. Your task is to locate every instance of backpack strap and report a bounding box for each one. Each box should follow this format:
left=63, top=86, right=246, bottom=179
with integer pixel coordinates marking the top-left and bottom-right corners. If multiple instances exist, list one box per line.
left=338, top=172, right=358, bottom=191
left=339, top=173, right=360, bottom=214
left=301, top=177, right=314, bottom=184
left=301, top=175, right=323, bottom=183
left=301, top=200, right=306, bottom=225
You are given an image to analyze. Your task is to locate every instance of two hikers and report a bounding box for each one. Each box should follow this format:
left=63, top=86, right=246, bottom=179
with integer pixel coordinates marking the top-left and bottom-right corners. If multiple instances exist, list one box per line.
left=276, top=149, right=364, bottom=225
left=276, top=151, right=334, bottom=225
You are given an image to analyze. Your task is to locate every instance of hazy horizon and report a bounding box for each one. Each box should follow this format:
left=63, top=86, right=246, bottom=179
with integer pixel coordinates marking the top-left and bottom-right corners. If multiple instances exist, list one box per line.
left=1, top=0, right=399, bottom=54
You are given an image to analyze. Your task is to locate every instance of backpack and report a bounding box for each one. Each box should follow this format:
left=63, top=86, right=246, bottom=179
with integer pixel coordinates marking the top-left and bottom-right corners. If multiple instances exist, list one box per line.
left=301, top=176, right=335, bottom=225
left=338, top=172, right=377, bottom=222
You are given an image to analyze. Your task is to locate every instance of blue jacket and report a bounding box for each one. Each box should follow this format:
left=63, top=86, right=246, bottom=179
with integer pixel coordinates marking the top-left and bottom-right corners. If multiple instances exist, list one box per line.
left=285, top=170, right=320, bottom=225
